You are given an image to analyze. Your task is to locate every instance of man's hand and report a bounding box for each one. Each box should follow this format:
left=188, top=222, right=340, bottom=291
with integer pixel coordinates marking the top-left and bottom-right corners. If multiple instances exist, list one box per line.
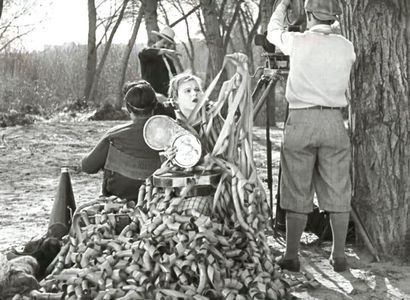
left=159, top=48, right=181, bottom=58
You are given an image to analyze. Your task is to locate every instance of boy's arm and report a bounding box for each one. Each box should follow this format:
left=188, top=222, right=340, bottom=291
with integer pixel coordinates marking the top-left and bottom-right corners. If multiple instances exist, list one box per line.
left=81, top=135, right=110, bottom=173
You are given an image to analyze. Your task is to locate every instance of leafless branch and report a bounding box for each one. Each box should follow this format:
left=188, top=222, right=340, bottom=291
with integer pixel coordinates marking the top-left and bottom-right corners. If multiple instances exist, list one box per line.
left=96, top=1, right=124, bottom=48
left=89, top=0, right=130, bottom=101
left=174, top=0, right=197, bottom=73
left=223, top=0, right=242, bottom=51
left=170, top=4, right=200, bottom=28
left=116, top=2, right=144, bottom=107
left=158, top=1, right=170, bottom=25
left=0, top=27, right=35, bottom=52
left=195, top=8, right=207, bottom=41
left=218, top=0, right=228, bottom=22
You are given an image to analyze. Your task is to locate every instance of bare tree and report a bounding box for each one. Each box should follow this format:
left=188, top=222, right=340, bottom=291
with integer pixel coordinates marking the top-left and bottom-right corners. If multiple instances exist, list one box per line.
left=116, top=1, right=144, bottom=109
left=88, top=0, right=130, bottom=103
left=238, top=1, right=260, bottom=73
left=85, top=0, right=132, bottom=102
left=0, top=0, right=3, bottom=20
left=259, top=0, right=275, bottom=33
left=169, top=2, right=200, bottom=28
left=158, top=1, right=170, bottom=26
left=143, top=0, right=159, bottom=46
left=221, top=0, right=242, bottom=52
left=0, top=0, right=44, bottom=52
left=166, top=0, right=200, bottom=74
left=96, top=0, right=124, bottom=47
left=341, top=0, right=410, bottom=256
left=199, top=0, right=225, bottom=86
left=84, top=0, right=97, bottom=100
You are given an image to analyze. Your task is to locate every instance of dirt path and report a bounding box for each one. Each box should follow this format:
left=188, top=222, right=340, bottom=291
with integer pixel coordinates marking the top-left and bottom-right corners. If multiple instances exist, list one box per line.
left=0, top=120, right=409, bottom=299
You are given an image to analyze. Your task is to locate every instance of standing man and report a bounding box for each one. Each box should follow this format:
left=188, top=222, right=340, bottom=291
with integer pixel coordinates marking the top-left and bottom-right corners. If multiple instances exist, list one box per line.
left=138, top=26, right=182, bottom=108
left=267, top=0, right=356, bottom=272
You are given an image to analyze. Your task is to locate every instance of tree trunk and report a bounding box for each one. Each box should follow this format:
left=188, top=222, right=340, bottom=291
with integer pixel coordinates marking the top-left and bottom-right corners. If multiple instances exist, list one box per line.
left=200, top=0, right=225, bottom=87
left=240, top=6, right=261, bottom=75
left=342, top=0, right=410, bottom=256
left=222, top=0, right=241, bottom=52
left=180, top=19, right=196, bottom=75
left=116, top=5, right=144, bottom=109
left=88, top=0, right=129, bottom=103
left=84, top=0, right=97, bottom=101
left=259, top=0, right=274, bottom=33
left=143, top=0, right=159, bottom=46
left=0, top=0, right=3, bottom=20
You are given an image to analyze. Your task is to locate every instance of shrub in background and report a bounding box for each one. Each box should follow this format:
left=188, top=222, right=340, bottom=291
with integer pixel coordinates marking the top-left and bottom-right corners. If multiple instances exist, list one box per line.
left=0, top=44, right=140, bottom=117
left=0, top=42, right=288, bottom=125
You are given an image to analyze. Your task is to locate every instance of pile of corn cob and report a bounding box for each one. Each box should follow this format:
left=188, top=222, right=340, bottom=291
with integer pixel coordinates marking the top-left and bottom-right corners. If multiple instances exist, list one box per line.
left=35, top=54, right=290, bottom=299
left=37, top=192, right=286, bottom=300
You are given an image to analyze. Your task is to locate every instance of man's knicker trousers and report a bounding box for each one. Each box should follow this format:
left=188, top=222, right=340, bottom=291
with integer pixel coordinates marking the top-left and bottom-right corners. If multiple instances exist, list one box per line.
left=280, top=109, right=352, bottom=213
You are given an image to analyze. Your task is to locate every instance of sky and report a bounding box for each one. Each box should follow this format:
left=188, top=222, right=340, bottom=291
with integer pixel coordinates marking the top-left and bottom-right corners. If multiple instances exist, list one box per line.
left=30, top=1, right=90, bottom=49
left=21, top=0, right=196, bottom=51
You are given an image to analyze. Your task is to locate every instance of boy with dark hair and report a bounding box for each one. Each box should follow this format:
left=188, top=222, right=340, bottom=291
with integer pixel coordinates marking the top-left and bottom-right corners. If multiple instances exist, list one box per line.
left=82, top=80, right=162, bottom=200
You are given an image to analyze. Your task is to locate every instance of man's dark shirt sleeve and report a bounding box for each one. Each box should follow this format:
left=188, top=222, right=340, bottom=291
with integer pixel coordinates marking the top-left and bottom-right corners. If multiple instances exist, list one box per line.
left=138, top=47, right=177, bottom=96
left=138, top=48, right=161, bottom=63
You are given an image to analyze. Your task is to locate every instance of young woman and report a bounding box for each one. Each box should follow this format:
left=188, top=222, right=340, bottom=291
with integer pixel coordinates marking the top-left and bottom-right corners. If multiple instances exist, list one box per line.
left=164, top=53, right=249, bottom=159
left=168, top=73, right=204, bottom=128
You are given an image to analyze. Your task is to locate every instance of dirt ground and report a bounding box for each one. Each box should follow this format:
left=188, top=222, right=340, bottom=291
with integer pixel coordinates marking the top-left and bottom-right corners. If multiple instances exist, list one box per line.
left=1, top=118, right=409, bottom=300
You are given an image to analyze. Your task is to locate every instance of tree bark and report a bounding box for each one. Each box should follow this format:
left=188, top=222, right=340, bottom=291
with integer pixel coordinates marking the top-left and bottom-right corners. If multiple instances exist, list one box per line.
left=342, top=0, right=410, bottom=256
left=143, top=0, right=159, bottom=46
left=199, top=0, right=225, bottom=87
left=115, top=4, right=144, bottom=109
left=84, top=0, right=97, bottom=100
left=259, top=0, right=275, bottom=33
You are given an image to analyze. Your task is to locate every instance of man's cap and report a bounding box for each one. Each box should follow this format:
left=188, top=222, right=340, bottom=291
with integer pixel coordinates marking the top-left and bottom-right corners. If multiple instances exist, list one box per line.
left=305, top=0, right=342, bottom=21
left=152, top=26, right=176, bottom=44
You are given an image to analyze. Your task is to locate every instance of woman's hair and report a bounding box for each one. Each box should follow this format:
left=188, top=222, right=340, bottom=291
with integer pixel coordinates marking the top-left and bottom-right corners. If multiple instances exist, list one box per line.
left=122, top=80, right=158, bottom=115
left=168, top=72, right=203, bottom=105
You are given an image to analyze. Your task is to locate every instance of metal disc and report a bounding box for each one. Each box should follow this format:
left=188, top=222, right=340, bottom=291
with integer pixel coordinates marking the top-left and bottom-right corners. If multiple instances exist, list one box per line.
left=143, top=115, right=175, bottom=150
left=172, top=133, right=202, bottom=168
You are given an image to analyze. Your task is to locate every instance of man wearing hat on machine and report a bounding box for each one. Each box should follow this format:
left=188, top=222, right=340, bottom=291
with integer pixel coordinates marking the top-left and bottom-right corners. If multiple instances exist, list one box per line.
left=267, top=0, right=356, bottom=272
left=138, top=26, right=182, bottom=117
